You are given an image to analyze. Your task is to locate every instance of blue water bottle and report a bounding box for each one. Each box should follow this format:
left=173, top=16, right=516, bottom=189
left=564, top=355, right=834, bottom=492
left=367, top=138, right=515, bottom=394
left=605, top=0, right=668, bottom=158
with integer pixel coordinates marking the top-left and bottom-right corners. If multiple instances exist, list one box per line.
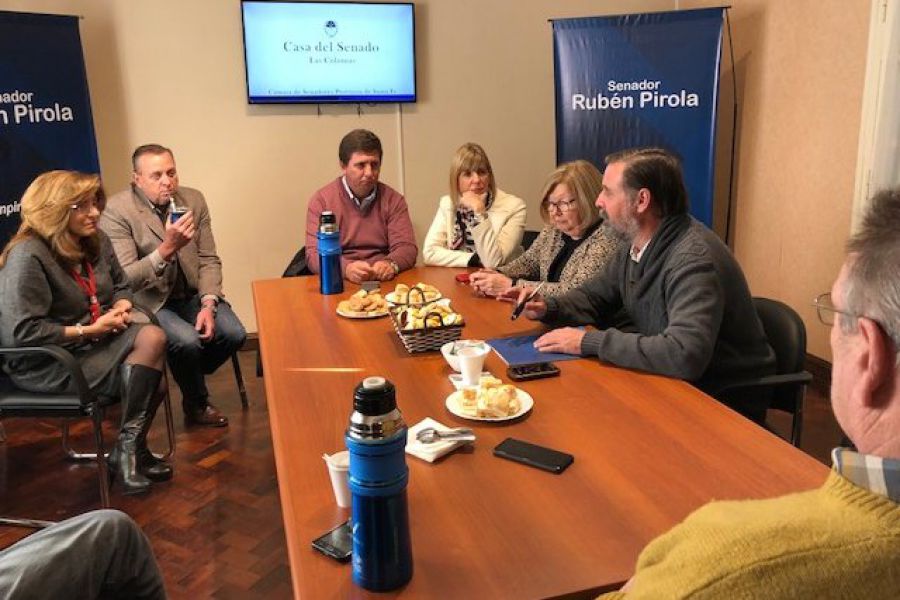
left=317, top=210, right=343, bottom=295
left=345, top=377, right=413, bottom=591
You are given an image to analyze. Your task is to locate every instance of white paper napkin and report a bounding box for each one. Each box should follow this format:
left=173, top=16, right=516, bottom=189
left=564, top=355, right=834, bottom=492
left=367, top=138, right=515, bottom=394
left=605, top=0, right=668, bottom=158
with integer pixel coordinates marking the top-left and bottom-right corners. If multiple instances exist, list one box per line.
left=405, top=417, right=472, bottom=463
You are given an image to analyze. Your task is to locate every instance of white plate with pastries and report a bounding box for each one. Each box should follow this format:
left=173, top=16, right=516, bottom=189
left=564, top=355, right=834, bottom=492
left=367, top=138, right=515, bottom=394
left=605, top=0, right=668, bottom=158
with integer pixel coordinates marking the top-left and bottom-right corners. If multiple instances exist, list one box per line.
left=336, top=304, right=390, bottom=319
left=445, top=377, right=534, bottom=422
left=336, top=290, right=390, bottom=319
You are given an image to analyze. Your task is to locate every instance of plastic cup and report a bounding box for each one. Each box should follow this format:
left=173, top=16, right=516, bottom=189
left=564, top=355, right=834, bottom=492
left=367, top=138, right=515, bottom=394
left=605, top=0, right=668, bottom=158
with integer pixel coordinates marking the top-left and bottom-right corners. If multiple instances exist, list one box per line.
left=458, top=345, right=489, bottom=387
left=323, top=450, right=351, bottom=508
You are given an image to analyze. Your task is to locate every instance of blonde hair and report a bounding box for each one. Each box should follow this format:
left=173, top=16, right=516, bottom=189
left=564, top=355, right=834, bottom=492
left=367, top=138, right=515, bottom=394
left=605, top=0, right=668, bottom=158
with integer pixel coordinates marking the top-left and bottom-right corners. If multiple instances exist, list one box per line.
left=448, top=143, right=497, bottom=204
left=538, top=160, right=603, bottom=227
left=0, top=170, right=105, bottom=268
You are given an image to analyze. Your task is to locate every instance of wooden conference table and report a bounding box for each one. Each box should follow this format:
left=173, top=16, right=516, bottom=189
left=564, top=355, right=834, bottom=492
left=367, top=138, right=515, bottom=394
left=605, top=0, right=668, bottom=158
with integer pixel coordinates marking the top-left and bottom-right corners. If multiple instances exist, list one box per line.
left=253, top=267, right=828, bottom=599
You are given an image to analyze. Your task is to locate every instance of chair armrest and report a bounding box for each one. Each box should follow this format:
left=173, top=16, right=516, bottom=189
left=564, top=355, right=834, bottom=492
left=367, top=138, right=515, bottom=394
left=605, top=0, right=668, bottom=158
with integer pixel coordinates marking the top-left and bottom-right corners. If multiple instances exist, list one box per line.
left=0, top=345, right=96, bottom=406
left=714, top=371, right=813, bottom=395
left=131, top=303, right=160, bottom=326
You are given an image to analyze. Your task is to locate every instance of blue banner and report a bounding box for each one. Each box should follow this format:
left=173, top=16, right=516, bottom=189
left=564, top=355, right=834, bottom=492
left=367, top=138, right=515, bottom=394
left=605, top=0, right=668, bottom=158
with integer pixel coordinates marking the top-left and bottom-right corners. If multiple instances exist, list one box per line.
left=553, top=8, right=724, bottom=226
left=0, top=11, right=99, bottom=243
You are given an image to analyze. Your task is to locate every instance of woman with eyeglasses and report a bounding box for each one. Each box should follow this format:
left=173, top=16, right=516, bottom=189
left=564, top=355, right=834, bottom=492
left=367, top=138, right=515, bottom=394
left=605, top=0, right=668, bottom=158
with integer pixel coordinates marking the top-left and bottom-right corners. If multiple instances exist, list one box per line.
left=422, top=142, right=526, bottom=269
left=0, top=170, right=172, bottom=495
left=469, top=160, right=620, bottom=298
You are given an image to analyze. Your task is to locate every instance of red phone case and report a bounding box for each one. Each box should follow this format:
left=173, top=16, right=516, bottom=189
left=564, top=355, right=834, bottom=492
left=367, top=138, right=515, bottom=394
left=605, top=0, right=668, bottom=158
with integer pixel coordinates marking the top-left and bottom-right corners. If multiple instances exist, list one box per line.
left=455, top=273, right=471, bottom=284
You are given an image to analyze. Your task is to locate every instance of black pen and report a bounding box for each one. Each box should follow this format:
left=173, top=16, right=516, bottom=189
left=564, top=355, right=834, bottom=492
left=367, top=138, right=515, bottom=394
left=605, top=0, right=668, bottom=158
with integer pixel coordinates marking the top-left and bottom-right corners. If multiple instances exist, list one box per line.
left=510, top=281, right=546, bottom=321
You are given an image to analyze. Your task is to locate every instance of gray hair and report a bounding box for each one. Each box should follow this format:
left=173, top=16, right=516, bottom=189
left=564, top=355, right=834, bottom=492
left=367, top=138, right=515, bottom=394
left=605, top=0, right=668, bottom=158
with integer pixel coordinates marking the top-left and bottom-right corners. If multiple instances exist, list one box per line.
left=842, top=187, right=900, bottom=363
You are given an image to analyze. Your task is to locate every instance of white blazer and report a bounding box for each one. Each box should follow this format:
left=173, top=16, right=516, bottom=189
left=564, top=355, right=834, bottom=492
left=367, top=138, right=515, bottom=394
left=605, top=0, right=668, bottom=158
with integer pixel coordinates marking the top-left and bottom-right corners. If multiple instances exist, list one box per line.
left=422, top=189, right=526, bottom=268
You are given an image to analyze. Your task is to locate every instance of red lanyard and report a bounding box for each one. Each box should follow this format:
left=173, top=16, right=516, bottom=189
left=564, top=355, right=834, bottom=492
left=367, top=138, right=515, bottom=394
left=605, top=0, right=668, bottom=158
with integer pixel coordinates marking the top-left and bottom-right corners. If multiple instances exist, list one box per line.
left=71, top=261, right=100, bottom=323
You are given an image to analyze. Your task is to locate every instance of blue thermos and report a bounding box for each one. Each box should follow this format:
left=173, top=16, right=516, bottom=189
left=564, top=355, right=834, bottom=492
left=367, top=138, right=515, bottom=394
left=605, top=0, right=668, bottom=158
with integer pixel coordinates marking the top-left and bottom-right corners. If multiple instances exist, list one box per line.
left=345, top=377, right=413, bottom=591
left=317, top=210, right=343, bottom=295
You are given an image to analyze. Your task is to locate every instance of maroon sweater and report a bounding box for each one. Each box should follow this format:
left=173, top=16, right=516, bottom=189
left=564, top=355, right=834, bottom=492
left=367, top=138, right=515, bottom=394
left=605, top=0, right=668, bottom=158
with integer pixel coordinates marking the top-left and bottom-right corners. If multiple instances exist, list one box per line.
left=305, top=178, right=418, bottom=275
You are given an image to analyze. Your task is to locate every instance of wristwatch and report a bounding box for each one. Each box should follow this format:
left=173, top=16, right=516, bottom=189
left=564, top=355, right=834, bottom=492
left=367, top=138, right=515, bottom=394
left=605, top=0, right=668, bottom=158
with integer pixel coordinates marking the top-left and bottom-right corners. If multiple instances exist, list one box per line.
left=201, top=297, right=219, bottom=315
left=390, top=260, right=400, bottom=275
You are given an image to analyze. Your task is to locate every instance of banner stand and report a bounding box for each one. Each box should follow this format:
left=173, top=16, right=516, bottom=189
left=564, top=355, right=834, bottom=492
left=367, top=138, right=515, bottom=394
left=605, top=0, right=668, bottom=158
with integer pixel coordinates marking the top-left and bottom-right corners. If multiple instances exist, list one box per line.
left=553, top=8, right=726, bottom=228
left=0, top=10, right=99, bottom=245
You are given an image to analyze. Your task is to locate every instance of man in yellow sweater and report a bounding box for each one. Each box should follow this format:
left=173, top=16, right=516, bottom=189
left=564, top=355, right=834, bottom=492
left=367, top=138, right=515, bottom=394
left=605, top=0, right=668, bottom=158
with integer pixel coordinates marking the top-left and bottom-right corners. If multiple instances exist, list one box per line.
left=602, top=188, right=900, bottom=599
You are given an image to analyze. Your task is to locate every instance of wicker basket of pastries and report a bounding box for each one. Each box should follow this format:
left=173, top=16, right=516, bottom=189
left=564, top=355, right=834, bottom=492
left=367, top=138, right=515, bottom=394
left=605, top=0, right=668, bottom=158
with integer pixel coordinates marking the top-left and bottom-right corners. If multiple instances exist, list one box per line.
left=391, top=300, right=464, bottom=353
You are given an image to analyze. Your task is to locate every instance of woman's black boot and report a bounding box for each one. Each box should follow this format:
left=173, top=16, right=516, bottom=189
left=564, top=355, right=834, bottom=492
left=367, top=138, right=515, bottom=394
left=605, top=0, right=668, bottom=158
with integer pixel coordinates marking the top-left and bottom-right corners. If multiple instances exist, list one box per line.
left=134, top=373, right=173, bottom=482
left=111, top=363, right=163, bottom=495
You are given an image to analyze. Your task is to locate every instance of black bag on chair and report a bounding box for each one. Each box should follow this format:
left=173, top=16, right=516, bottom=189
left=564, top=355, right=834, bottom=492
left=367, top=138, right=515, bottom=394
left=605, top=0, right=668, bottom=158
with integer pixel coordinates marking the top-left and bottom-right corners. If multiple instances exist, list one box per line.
left=283, top=247, right=312, bottom=277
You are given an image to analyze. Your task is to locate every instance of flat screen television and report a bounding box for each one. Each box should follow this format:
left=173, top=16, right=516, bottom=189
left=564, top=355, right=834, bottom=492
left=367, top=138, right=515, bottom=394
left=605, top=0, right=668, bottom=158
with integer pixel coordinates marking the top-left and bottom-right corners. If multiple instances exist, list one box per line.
left=241, top=1, right=416, bottom=104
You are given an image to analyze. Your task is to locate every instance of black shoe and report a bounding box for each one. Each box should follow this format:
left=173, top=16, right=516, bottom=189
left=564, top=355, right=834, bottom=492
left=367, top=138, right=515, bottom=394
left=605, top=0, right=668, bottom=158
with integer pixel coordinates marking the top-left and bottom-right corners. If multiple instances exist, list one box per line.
left=137, top=448, right=173, bottom=482
left=184, top=403, right=229, bottom=427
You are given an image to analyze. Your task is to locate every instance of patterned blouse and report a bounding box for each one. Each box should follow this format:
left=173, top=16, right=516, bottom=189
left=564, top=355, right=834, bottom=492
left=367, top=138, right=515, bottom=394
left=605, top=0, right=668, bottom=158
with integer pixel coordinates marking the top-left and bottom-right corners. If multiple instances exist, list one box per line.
left=498, top=221, right=621, bottom=298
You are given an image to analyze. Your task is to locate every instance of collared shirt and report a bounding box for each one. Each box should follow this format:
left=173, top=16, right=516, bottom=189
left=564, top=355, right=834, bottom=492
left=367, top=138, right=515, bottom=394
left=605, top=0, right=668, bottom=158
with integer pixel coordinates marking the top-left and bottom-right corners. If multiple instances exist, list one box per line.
left=630, top=236, right=652, bottom=263
left=341, top=176, right=377, bottom=211
left=138, top=185, right=172, bottom=218
left=832, top=447, right=900, bottom=503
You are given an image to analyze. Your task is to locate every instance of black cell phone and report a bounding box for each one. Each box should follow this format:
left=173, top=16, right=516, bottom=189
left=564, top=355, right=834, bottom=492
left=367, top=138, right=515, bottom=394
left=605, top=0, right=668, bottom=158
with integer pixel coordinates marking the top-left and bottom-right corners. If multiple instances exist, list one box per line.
left=493, top=438, right=574, bottom=474
left=311, top=520, right=352, bottom=562
left=507, top=362, right=560, bottom=382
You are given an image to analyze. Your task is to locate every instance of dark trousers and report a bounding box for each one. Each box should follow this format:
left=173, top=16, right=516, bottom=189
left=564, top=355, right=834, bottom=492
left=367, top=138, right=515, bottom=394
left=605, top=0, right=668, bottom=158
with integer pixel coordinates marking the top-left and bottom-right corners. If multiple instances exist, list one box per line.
left=156, top=295, right=246, bottom=409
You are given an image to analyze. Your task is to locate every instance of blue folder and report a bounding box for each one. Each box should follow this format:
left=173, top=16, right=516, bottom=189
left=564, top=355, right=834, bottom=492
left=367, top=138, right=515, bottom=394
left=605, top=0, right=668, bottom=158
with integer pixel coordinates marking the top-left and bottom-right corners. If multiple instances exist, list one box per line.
left=486, top=333, right=582, bottom=366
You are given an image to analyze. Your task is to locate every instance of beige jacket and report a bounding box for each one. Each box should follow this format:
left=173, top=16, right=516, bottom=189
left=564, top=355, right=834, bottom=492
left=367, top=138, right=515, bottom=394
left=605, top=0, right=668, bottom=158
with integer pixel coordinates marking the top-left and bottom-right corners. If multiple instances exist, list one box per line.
left=99, top=185, right=223, bottom=313
left=422, top=189, right=526, bottom=268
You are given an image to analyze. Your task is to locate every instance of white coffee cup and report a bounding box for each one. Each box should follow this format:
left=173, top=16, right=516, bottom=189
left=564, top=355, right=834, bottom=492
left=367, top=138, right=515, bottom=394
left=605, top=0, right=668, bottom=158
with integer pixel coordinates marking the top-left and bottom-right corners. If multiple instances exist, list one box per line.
left=458, top=345, right=490, bottom=387
left=323, top=450, right=351, bottom=508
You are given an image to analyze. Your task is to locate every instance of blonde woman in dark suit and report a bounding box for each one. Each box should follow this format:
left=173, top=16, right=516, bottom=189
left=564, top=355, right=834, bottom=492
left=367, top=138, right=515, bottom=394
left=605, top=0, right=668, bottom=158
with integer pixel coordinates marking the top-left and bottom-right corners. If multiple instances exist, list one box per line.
left=0, top=171, right=171, bottom=494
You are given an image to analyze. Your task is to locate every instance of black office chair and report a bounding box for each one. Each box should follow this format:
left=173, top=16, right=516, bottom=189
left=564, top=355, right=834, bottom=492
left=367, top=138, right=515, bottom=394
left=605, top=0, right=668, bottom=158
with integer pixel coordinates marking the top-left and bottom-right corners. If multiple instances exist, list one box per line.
left=1, top=344, right=178, bottom=524
left=0, top=306, right=176, bottom=466
left=283, top=246, right=312, bottom=278
left=717, top=297, right=812, bottom=447
left=521, top=230, right=540, bottom=252
left=0, top=345, right=112, bottom=516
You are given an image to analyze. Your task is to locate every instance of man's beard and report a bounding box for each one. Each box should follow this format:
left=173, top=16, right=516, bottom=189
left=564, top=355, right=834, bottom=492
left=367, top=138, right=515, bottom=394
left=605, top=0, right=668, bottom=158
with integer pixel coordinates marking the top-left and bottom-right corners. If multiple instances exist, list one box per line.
left=600, top=209, right=640, bottom=244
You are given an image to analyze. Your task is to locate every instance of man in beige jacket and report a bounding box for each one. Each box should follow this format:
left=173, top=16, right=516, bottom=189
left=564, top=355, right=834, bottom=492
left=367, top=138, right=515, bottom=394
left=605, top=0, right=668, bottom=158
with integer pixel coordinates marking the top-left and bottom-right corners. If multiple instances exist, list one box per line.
left=101, top=144, right=245, bottom=427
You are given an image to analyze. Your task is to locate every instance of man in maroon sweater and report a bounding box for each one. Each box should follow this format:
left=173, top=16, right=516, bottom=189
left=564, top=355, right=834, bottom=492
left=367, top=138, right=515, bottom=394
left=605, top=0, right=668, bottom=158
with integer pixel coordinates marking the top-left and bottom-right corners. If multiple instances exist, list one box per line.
left=306, top=129, right=418, bottom=283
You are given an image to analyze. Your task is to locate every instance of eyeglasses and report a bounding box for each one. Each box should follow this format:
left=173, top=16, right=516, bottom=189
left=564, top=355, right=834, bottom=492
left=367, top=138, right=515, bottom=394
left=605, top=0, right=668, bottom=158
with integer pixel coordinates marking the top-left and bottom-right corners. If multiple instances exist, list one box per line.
left=545, top=198, right=578, bottom=213
left=69, top=199, right=101, bottom=215
left=814, top=292, right=859, bottom=326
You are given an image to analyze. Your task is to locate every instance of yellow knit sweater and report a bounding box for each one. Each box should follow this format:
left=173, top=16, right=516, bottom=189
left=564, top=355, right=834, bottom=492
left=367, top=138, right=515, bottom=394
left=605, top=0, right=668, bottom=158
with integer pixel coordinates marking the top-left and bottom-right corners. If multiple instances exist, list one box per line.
left=600, top=471, right=900, bottom=599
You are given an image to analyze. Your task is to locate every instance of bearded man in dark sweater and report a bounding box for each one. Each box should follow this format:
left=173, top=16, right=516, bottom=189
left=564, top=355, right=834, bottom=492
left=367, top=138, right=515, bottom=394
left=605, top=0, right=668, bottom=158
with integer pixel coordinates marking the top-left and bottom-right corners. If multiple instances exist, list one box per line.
left=512, top=148, right=775, bottom=422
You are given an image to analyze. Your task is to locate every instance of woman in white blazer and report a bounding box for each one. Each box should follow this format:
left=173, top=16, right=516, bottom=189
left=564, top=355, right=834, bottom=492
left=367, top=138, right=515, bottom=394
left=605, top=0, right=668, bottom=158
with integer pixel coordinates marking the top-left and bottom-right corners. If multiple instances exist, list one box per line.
left=422, top=143, right=526, bottom=268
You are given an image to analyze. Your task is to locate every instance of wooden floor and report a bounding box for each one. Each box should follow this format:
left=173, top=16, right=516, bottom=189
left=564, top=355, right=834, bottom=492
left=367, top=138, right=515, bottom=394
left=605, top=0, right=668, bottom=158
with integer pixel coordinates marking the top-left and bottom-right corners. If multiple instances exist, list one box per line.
left=0, top=350, right=291, bottom=599
left=0, top=351, right=843, bottom=599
